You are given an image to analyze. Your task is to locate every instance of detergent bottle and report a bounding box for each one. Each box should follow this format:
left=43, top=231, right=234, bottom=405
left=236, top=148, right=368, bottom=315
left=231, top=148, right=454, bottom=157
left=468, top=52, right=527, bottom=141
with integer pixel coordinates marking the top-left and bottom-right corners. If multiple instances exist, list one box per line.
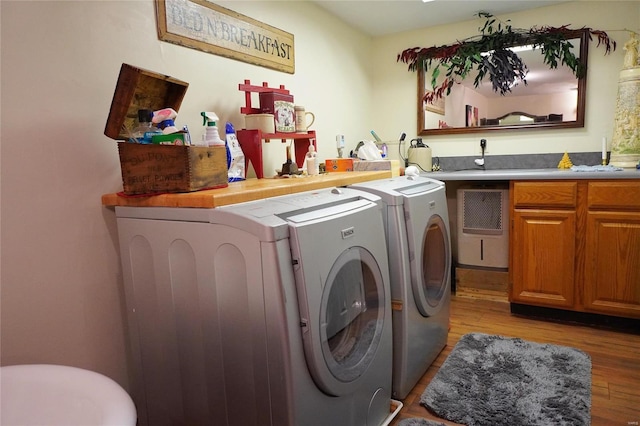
left=225, top=121, right=246, bottom=182
left=201, top=112, right=225, bottom=147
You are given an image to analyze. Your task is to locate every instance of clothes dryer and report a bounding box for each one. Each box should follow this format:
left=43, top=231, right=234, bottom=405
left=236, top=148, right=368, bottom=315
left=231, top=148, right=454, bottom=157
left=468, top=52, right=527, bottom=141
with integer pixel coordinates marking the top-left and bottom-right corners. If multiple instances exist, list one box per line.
left=350, top=176, right=451, bottom=400
left=115, top=187, right=394, bottom=426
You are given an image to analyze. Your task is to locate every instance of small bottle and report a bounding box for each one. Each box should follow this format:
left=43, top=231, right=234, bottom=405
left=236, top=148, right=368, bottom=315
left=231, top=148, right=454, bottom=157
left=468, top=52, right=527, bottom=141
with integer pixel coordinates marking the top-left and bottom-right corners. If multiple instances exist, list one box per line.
left=306, top=144, right=319, bottom=175
left=130, top=109, right=161, bottom=144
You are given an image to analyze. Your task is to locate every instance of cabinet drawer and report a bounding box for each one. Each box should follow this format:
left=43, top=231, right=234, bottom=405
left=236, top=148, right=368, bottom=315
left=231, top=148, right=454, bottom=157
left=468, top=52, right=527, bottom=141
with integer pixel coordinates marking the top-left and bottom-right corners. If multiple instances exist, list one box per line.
left=588, top=181, right=640, bottom=210
left=513, top=181, right=577, bottom=208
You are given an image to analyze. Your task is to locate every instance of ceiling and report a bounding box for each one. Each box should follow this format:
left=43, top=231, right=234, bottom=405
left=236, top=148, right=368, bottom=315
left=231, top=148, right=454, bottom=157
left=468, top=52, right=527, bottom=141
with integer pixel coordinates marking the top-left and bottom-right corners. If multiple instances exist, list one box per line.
left=312, top=0, right=577, bottom=97
left=311, top=0, right=569, bottom=37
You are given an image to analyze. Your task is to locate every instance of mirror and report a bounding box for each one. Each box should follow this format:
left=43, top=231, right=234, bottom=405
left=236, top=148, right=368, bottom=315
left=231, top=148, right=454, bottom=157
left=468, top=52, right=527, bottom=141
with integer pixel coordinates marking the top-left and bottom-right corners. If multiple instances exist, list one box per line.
left=418, top=29, right=588, bottom=135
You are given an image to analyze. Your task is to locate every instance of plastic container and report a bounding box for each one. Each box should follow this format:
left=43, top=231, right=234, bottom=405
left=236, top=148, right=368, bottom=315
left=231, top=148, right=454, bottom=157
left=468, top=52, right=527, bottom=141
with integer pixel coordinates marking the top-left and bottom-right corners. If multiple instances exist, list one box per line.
left=152, top=108, right=179, bottom=135
left=158, top=119, right=179, bottom=135
left=130, top=109, right=161, bottom=144
left=225, top=122, right=245, bottom=182
left=306, top=144, right=319, bottom=175
left=380, top=142, right=388, bottom=158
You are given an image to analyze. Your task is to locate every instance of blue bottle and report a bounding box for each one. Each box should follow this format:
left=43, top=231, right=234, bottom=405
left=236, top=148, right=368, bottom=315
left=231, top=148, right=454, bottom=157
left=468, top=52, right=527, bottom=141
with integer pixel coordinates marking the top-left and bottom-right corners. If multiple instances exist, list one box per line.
left=225, top=122, right=246, bottom=182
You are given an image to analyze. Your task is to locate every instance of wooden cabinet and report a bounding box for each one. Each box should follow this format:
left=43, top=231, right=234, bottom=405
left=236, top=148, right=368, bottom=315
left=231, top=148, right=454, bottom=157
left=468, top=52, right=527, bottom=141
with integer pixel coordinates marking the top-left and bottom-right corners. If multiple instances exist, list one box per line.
left=510, top=181, right=579, bottom=309
left=584, top=182, right=640, bottom=318
left=511, top=208, right=577, bottom=308
left=510, top=179, right=640, bottom=319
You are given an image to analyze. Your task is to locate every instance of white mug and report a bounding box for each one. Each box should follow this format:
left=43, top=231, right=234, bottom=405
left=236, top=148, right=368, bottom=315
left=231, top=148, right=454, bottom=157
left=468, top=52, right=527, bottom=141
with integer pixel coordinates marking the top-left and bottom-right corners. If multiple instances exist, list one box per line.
left=294, top=106, right=315, bottom=132
left=245, top=113, right=275, bottom=134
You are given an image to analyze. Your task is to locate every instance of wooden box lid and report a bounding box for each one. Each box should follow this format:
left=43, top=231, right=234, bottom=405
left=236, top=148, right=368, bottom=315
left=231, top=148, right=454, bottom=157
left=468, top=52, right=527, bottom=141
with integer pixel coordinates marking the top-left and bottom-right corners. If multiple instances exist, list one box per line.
left=104, top=63, right=189, bottom=140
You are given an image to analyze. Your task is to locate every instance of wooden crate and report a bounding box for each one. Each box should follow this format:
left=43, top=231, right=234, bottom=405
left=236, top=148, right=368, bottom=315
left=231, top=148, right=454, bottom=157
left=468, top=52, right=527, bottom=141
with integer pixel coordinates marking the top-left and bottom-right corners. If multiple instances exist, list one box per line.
left=104, top=63, right=189, bottom=140
left=118, top=143, right=228, bottom=195
left=105, top=63, right=228, bottom=194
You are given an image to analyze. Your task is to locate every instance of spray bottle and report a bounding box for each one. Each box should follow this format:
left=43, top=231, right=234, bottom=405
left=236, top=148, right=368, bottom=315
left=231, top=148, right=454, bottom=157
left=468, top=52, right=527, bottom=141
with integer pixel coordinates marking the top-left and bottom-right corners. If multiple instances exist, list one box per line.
left=201, top=112, right=225, bottom=147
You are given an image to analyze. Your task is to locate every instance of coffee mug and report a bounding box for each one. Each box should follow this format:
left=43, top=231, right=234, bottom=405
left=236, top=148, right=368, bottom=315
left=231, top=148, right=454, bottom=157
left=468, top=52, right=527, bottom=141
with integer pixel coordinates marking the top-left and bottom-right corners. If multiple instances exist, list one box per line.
left=275, top=101, right=295, bottom=133
left=294, top=106, right=315, bottom=132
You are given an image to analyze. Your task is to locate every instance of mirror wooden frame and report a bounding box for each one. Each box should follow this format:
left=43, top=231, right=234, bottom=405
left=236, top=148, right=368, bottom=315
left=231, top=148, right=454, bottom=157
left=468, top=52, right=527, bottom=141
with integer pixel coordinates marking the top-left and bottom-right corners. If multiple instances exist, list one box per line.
left=417, top=29, right=589, bottom=136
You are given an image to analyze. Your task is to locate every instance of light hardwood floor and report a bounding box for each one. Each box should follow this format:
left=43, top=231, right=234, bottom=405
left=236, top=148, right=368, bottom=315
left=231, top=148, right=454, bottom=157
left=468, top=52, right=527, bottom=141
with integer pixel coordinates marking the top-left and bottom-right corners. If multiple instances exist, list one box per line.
left=390, top=295, right=640, bottom=426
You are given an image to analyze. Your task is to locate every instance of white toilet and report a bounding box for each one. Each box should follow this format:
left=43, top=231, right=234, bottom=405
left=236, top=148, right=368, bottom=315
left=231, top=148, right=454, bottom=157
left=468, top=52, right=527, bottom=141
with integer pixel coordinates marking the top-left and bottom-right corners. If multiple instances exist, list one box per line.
left=0, top=364, right=137, bottom=426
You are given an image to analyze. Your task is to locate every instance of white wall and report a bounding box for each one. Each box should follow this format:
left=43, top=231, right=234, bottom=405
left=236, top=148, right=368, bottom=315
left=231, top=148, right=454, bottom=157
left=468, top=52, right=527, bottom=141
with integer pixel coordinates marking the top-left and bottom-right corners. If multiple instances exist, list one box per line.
left=372, top=1, right=637, bottom=158
left=0, top=0, right=373, bottom=389
left=1, top=0, right=637, bottom=395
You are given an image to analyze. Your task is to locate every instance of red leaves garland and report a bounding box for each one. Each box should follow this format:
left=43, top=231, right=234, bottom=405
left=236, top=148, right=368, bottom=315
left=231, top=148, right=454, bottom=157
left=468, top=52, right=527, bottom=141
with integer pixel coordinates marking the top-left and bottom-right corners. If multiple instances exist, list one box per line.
left=398, top=16, right=616, bottom=102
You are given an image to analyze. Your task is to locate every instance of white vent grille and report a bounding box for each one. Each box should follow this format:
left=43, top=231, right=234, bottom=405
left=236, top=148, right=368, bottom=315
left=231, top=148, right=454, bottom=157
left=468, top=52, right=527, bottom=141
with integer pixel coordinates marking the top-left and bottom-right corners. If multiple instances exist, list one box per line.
left=457, top=188, right=509, bottom=268
left=462, top=190, right=504, bottom=235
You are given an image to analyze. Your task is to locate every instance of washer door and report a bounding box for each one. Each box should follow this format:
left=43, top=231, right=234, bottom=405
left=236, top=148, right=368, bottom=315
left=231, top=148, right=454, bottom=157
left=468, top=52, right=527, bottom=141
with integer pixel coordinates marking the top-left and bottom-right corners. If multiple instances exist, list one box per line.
left=317, top=247, right=385, bottom=394
left=286, top=203, right=389, bottom=397
left=405, top=198, right=451, bottom=317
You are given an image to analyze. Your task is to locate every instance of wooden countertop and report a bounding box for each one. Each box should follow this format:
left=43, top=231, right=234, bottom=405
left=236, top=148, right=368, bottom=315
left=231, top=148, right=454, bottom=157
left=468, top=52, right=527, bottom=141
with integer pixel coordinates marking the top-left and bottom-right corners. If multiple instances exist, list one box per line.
left=102, top=171, right=392, bottom=208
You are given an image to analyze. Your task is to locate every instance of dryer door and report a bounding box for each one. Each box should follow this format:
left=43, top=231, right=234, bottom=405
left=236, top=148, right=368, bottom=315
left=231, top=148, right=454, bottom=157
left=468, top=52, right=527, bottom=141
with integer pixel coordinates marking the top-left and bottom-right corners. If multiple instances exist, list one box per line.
left=405, top=197, right=451, bottom=317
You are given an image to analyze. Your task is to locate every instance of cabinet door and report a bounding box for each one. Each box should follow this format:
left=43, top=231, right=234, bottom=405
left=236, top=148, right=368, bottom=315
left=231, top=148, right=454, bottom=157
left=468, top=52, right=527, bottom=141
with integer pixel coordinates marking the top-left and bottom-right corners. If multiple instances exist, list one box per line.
left=584, top=211, right=640, bottom=318
left=511, top=209, right=576, bottom=308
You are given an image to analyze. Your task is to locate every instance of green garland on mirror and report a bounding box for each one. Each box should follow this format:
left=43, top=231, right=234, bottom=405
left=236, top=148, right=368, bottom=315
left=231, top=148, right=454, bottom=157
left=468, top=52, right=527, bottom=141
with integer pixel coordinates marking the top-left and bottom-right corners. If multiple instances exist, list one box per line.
left=398, top=13, right=616, bottom=103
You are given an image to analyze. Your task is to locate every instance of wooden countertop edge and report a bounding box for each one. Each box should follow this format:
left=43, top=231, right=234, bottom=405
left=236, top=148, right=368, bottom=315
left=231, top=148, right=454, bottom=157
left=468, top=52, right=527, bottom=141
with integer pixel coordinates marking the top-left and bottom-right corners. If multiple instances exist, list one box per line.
left=101, top=171, right=392, bottom=208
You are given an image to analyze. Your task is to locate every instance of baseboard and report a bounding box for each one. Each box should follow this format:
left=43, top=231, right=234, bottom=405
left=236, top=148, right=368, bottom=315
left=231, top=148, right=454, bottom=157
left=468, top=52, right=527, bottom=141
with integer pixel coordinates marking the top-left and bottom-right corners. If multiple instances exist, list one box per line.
left=456, top=287, right=509, bottom=302
left=510, top=303, right=640, bottom=335
left=455, top=266, right=508, bottom=293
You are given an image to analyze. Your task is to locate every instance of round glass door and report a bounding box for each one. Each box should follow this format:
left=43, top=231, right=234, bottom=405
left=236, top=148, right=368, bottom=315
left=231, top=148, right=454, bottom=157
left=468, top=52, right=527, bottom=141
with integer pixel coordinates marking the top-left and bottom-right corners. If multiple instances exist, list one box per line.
left=415, top=214, right=450, bottom=315
left=316, top=246, right=385, bottom=395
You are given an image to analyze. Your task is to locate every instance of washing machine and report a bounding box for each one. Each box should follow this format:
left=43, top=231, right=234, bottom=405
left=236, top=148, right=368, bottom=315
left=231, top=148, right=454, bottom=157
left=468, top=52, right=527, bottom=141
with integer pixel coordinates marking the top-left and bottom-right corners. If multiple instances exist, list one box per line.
left=350, top=175, right=451, bottom=400
left=115, top=187, right=394, bottom=426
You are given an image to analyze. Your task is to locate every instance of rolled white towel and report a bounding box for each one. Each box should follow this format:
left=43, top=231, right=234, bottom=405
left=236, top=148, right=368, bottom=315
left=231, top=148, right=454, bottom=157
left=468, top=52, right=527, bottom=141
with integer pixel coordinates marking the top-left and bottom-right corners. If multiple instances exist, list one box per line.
left=570, top=165, right=623, bottom=172
left=405, top=165, right=420, bottom=176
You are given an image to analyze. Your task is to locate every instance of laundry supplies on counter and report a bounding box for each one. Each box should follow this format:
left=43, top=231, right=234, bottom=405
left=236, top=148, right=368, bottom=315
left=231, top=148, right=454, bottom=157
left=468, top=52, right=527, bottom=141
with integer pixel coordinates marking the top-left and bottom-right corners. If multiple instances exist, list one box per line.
left=152, top=108, right=179, bottom=134
left=225, top=121, right=245, bottom=182
left=130, top=109, right=162, bottom=144
left=150, top=108, right=189, bottom=145
left=200, top=112, right=225, bottom=147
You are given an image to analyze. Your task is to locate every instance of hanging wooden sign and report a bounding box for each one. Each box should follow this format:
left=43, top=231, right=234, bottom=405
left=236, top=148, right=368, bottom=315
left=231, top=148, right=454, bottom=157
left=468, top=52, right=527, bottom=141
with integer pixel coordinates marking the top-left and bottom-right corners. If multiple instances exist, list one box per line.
left=155, top=0, right=295, bottom=74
